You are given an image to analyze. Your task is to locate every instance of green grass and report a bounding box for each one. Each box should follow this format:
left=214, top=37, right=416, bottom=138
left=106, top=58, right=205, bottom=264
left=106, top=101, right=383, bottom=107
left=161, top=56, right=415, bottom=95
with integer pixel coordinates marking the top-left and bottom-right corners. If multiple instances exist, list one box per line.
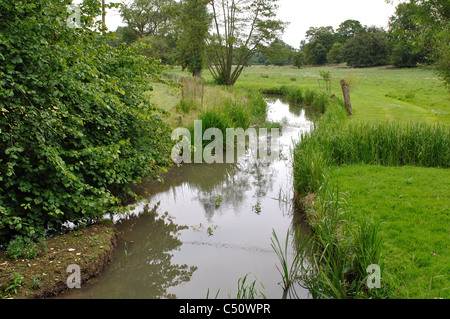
left=235, top=65, right=449, bottom=124
left=326, top=164, right=450, bottom=299
left=168, top=65, right=449, bottom=124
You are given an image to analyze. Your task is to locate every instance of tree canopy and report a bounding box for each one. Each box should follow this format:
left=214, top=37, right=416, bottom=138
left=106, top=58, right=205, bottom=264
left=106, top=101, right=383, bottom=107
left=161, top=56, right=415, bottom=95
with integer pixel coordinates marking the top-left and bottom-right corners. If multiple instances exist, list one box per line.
left=0, top=0, right=174, bottom=243
left=206, top=0, right=286, bottom=85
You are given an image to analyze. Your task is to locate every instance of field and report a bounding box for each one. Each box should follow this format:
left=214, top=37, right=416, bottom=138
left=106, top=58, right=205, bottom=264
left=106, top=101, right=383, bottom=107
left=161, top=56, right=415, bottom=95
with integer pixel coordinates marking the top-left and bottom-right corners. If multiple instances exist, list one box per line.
left=166, top=65, right=449, bottom=124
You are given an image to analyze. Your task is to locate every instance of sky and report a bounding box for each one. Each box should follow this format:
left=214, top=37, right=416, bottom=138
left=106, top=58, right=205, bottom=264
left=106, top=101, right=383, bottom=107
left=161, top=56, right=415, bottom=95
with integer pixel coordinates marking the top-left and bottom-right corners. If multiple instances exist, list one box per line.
left=102, top=0, right=400, bottom=49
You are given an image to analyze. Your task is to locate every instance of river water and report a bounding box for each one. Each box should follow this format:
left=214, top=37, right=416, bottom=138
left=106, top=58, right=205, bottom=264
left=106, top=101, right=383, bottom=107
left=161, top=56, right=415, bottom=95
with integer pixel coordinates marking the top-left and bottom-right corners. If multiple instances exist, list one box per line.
left=58, top=96, right=318, bottom=299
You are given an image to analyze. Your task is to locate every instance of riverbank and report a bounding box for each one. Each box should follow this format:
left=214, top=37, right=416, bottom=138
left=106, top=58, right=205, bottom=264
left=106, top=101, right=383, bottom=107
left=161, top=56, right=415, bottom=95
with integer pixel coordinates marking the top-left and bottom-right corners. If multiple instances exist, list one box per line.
left=0, top=83, right=272, bottom=299
left=0, top=221, right=117, bottom=298
left=292, top=95, right=449, bottom=298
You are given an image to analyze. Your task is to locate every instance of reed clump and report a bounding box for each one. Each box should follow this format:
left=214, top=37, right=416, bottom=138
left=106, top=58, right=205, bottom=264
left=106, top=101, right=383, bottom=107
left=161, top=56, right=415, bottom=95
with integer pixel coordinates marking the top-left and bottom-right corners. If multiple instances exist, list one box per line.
left=294, top=102, right=450, bottom=196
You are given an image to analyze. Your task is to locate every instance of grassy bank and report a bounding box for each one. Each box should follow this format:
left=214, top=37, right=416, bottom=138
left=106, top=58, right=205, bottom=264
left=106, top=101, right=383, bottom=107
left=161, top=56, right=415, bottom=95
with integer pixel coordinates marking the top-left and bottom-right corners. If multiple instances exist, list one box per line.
left=151, top=77, right=268, bottom=129
left=326, top=164, right=449, bottom=299
left=292, top=96, right=449, bottom=298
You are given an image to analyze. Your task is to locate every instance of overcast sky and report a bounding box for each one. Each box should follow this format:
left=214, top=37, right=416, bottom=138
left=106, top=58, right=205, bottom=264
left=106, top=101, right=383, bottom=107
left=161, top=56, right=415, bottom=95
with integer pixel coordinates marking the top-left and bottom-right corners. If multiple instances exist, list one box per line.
left=103, top=0, right=400, bottom=49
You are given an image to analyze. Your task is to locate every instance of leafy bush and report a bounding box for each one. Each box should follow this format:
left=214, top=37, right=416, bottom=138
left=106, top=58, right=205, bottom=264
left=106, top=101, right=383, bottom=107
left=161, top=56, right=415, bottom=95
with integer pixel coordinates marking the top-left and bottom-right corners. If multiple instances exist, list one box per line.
left=0, top=0, right=173, bottom=243
left=6, top=236, right=40, bottom=260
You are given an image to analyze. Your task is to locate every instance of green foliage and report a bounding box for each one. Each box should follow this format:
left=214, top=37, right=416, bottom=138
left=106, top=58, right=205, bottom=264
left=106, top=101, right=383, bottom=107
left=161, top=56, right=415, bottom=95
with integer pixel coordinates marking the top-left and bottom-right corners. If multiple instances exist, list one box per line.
left=327, top=43, right=344, bottom=64
left=387, top=0, right=450, bottom=87
left=6, top=236, right=40, bottom=260
left=292, top=51, right=305, bottom=69
left=5, top=272, right=24, bottom=295
left=0, top=0, right=173, bottom=243
left=343, top=27, right=390, bottom=67
left=177, top=0, right=211, bottom=76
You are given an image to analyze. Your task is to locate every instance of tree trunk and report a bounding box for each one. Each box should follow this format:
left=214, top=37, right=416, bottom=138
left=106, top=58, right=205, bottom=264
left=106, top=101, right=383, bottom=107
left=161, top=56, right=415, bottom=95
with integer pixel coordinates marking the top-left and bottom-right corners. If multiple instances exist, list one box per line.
left=340, top=79, right=353, bottom=116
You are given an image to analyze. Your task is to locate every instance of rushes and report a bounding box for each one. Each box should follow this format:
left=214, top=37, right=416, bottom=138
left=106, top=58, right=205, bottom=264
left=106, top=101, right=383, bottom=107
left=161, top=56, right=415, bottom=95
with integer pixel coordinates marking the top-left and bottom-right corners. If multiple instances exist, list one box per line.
left=294, top=103, right=450, bottom=195
left=271, top=228, right=312, bottom=299
left=299, top=188, right=390, bottom=299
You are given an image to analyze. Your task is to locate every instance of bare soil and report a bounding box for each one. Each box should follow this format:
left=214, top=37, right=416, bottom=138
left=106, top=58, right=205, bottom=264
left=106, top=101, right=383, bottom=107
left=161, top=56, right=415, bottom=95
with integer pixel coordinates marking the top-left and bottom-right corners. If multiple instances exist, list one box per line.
left=0, top=221, right=117, bottom=299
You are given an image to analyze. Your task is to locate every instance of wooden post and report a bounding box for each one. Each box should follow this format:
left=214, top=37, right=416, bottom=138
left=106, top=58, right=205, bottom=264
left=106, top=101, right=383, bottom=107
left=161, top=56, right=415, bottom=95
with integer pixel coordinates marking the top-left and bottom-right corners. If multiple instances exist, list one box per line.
left=201, top=78, right=205, bottom=108
left=193, top=77, right=197, bottom=102
left=340, top=79, right=353, bottom=116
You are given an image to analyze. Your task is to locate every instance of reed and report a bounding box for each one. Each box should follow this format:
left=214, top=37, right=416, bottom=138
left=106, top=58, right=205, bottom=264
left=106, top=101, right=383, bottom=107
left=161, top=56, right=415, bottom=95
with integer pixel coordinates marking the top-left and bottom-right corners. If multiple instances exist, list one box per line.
left=299, top=187, right=391, bottom=299
left=293, top=103, right=450, bottom=195
left=270, top=228, right=312, bottom=299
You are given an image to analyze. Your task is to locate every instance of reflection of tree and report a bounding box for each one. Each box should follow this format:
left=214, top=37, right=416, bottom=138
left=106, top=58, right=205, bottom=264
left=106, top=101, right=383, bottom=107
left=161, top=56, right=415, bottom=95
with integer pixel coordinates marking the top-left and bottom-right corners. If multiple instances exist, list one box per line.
left=129, top=96, right=317, bottom=223
left=92, top=203, right=197, bottom=299
left=266, top=95, right=321, bottom=123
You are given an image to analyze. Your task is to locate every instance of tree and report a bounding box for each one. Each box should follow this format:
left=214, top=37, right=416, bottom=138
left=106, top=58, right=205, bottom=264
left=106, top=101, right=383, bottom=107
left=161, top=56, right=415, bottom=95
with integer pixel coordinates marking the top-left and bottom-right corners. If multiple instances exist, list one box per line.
left=293, top=51, right=305, bottom=68
left=264, top=39, right=296, bottom=66
left=386, top=0, right=449, bottom=88
left=388, top=2, right=427, bottom=67
left=0, top=0, right=173, bottom=242
left=206, top=0, right=286, bottom=86
left=343, top=27, right=390, bottom=67
left=303, top=26, right=336, bottom=65
left=177, top=0, right=211, bottom=77
left=120, top=0, right=177, bottom=38
left=305, top=26, right=336, bottom=51
left=336, top=19, right=363, bottom=43
left=327, top=42, right=344, bottom=64
left=304, top=42, right=328, bottom=65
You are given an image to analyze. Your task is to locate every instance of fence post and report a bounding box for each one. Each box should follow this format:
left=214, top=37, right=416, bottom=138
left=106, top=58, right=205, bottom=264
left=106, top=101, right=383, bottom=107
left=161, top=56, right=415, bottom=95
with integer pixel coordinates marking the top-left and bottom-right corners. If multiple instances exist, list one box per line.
left=340, top=79, right=353, bottom=116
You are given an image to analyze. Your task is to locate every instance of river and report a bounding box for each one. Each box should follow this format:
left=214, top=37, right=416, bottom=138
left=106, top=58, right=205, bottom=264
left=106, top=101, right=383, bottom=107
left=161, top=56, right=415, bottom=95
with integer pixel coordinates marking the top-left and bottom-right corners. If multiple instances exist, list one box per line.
left=58, top=96, right=319, bottom=299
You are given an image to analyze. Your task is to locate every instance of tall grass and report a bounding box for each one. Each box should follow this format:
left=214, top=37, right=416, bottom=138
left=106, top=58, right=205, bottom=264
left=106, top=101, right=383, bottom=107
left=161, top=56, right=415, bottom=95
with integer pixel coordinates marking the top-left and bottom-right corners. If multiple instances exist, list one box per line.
left=293, top=102, right=450, bottom=196
left=297, top=187, right=391, bottom=299
left=185, top=89, right=268, bottom=151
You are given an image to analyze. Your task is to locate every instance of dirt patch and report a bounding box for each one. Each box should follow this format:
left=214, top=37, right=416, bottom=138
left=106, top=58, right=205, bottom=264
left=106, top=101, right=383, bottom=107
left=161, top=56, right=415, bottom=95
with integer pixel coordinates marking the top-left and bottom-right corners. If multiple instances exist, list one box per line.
left=0, top=221, right=117, bottom=299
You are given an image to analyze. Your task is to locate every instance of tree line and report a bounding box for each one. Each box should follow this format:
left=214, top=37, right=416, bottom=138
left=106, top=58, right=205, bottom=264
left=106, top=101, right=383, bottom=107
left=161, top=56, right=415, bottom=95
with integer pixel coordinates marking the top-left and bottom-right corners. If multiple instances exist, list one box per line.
left=113, top=0, right=448, bottom=88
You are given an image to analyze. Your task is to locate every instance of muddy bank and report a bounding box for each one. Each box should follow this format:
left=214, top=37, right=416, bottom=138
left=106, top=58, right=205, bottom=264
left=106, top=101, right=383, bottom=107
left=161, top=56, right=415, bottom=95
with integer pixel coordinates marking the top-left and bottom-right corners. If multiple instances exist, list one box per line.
left=0, top=221, right=117, bottom=299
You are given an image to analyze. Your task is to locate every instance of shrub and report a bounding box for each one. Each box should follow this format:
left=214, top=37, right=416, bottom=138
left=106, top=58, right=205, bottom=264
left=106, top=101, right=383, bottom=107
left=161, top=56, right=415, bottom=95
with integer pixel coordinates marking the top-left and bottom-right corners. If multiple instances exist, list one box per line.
left=6, top=236, right=40, bottom=260
left=0, top=0, right=173, bottom=243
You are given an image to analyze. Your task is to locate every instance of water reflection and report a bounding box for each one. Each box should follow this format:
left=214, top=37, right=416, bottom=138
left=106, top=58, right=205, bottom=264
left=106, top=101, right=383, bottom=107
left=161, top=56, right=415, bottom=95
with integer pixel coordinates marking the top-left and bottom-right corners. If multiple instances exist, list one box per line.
left=59, top=203, right=197, bottom=299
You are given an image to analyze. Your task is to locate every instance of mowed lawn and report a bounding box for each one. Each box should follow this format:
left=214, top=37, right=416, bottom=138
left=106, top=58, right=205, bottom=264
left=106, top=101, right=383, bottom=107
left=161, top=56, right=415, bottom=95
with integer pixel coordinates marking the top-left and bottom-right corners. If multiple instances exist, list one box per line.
left=326, top=165, right=449, bottom=299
